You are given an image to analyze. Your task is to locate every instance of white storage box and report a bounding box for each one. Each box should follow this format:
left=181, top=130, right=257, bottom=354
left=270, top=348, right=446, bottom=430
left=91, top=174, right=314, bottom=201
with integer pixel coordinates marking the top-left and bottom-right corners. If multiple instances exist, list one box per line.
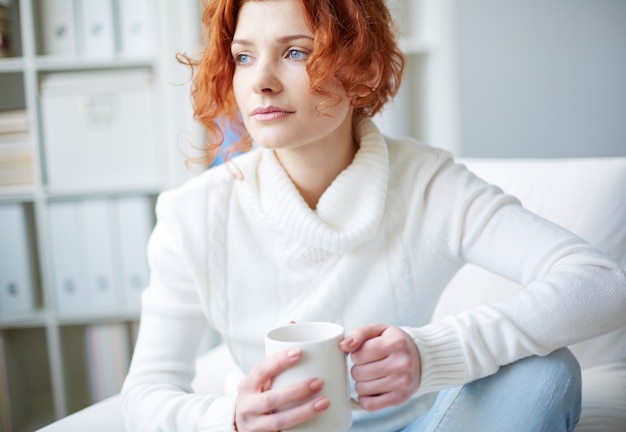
left=40, top=70, right=162, bottom=193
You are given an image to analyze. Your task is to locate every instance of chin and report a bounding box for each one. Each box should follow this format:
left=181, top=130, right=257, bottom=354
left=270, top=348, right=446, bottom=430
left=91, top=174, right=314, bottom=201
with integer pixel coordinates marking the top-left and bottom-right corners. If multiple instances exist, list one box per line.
left=251, top=134, right=298, bottom=151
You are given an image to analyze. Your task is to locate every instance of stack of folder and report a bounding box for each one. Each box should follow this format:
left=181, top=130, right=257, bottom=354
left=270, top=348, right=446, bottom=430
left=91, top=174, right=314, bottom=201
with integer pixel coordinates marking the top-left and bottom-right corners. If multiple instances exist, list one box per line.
left=40, top=0, right=153, bottom=58
left=0, top=109, right=32, bottom=187
left=47, top=196, right=153, bottom=317
left=0, top=204, right=36, bottom=317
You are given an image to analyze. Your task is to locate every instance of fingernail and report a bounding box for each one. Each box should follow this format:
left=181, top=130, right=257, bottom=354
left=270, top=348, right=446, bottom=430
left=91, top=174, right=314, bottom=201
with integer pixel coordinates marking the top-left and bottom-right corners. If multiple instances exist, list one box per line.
left=287, top=348, right=301, bottom=358
left=309, top=378, right=324, bottom=391
left=313, top=397, right=330, bottom=411
left=342, top=337, right=354, bottom=347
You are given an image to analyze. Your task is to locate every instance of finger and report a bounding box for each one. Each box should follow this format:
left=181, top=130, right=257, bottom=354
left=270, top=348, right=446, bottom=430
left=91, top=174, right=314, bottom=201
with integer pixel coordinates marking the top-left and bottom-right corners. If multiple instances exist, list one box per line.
left=351, top=341, right=413, bottom=381
left=358, top=391, right=407, bottom=412
left=256, top=395, right=330, bottom=431
left=354, top=371, right=411, bottom=397
left=239, top=348, right=302, bottom=392
left=236, top=378, right=326, bottom=430
left=351, top=357, right=387, bottom=382
left=351, top=326, right=417, bottom=366
left=340, top=323, right=388, bottom=353
left=350, top=335, right=394, bottom=366
left=253, top=377, right=325, bottom=415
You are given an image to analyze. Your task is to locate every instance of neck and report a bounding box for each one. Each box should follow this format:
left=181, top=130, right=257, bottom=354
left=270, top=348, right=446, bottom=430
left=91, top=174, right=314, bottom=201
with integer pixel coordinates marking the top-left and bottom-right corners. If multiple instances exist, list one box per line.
left=274, top=124, right=358, bottom=210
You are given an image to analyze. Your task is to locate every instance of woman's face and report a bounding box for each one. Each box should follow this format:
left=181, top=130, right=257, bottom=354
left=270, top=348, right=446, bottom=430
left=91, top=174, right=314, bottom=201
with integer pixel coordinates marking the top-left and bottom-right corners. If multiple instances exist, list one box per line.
left=231, top=0, right=354, bottom=153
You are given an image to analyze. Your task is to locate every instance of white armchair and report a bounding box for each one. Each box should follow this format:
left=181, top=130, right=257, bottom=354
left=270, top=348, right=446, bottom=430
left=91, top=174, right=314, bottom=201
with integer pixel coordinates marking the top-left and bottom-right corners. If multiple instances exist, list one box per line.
left=434, top=157, right=626, bottom=432
left=37, top=157, right=626, bottom=431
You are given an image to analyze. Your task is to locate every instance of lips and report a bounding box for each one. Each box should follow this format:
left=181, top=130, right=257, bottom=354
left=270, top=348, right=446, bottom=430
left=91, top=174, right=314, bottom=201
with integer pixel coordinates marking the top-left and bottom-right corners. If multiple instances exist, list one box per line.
left=250, top=106, right=294, bottom=121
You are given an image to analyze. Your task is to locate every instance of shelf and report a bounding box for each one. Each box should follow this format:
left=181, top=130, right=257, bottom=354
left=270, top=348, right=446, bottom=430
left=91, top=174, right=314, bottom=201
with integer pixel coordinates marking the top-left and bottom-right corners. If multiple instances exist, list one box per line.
left=0, top=309, right=47, bottom=329
left=34, top=55, right=156, bottom=73
left=0, top=57, right=25, bottom=73
left=0, top=184, right=37, bottom=200
left=0, top=0, right=199, bottom=426
left=0, top=56, right=156, bottom=74
left=57, top=313, right=140, bottom=327
left=44, top=184, right=163, bottom=201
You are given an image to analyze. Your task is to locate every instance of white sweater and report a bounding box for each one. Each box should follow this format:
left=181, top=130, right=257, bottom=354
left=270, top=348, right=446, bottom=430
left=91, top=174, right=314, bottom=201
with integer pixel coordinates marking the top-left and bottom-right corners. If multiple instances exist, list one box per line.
left=122, top=119, right=626, bottom=431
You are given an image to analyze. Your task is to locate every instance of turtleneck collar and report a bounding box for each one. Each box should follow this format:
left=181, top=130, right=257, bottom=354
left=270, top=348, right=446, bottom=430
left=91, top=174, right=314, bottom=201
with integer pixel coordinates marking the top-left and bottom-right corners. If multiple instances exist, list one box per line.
left=250, top=118, right=389, bottom=253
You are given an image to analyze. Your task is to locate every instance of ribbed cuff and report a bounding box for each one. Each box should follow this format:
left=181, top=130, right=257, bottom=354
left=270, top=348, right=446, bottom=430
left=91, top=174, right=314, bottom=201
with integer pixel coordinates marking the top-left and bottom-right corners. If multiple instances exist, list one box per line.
left=401, top=321, right=467, bottom=395
left=198, top=395, right=237, bottom=431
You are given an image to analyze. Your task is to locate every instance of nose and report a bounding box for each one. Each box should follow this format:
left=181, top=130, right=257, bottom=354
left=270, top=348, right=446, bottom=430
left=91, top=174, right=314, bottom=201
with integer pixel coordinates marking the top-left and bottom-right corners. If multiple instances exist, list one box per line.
left=252, top=58, right=282, bottom=95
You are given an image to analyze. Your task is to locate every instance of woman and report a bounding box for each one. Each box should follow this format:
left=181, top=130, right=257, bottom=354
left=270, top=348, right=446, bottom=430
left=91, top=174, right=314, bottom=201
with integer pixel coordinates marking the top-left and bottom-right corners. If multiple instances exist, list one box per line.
left=121, top=0, right=626, bottom=431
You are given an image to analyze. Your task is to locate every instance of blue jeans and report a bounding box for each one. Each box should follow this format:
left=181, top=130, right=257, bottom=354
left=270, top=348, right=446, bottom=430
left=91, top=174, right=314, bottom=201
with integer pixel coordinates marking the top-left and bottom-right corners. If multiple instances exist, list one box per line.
left=400, top=348, right=582, bottom=432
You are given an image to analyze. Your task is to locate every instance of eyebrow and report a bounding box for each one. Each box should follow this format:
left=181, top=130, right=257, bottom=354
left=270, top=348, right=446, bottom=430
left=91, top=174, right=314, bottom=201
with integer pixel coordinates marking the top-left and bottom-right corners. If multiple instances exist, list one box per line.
left=231, top=34, right=314, bottom=47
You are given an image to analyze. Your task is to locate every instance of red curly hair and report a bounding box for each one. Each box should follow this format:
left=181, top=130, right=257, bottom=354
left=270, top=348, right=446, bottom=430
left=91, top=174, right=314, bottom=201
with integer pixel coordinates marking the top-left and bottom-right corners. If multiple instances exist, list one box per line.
left=180, top=0, right=405, bottom=166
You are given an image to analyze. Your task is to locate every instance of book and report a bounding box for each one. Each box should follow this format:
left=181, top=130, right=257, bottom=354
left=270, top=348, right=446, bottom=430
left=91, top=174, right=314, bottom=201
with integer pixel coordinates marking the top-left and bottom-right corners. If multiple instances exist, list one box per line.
left=0, top=110, right=28, bottom=135
left=0, top=144, right=33, bottom=186
left=85, top=324, right=130, bottom=403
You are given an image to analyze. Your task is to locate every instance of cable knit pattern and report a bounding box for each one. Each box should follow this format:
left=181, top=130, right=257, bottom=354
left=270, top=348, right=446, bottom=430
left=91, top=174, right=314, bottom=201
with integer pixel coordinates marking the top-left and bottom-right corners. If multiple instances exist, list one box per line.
left=256, top=119, right=388, bottom=253
left=205, top=173, right=232, bottom=335
left=122, top=119, right=626, bottom=432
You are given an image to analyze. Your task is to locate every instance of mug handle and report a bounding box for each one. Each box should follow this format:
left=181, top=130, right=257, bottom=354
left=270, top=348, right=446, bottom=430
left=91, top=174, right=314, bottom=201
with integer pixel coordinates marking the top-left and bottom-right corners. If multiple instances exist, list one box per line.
left=350, top=398, right=364, bottom=411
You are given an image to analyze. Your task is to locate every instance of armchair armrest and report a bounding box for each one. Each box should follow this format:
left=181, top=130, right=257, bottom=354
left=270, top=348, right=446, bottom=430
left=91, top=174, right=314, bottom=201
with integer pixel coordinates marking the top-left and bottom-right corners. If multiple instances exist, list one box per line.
left=35, top=395, right=126, bottom=432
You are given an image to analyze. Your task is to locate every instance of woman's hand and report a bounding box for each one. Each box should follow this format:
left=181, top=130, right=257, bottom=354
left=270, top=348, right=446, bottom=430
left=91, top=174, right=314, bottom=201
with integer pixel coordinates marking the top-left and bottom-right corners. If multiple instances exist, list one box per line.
left=234, top=348, right=329, bottom=431
left=339, top=324, right=421, bottom=412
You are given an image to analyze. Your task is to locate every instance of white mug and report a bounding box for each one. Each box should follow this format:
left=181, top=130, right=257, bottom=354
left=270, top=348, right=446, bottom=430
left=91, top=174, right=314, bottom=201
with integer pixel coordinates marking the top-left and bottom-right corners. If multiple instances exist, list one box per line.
left=265, top=322, right=359, bottom=432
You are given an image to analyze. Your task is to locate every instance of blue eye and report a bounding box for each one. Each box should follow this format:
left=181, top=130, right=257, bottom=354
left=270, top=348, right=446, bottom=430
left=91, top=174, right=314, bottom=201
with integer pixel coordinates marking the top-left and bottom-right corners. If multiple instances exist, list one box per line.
left=235, top=53, right=252, bottom=65
left=287, top=49, right=308, bottom=61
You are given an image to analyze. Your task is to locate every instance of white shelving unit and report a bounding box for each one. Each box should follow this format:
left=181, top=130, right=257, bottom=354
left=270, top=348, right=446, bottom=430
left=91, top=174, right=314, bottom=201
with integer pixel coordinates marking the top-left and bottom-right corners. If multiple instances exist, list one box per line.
left=376, top=0, right=458, bottom=154
left=0, top=1, right=201, bottom=431
left=0, top=1, right=454, bottom=431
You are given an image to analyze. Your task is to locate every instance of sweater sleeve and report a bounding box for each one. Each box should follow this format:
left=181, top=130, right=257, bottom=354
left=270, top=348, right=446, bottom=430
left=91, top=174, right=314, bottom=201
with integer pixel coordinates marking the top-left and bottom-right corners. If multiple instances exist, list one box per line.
left=121, top=189, right=237, bottom=432
left=406, top=157, right=626, bottom=395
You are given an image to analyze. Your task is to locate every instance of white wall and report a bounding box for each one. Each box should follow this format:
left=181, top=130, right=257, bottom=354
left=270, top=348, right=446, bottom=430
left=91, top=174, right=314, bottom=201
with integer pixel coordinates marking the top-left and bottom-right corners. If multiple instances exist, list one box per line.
left=454, top=0, right=626, bottom=158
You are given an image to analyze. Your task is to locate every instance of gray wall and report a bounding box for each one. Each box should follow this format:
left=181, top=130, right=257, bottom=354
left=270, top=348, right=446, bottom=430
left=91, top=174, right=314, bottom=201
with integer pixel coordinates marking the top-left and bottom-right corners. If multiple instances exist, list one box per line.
left=455, top=0, right=626, bottom=158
